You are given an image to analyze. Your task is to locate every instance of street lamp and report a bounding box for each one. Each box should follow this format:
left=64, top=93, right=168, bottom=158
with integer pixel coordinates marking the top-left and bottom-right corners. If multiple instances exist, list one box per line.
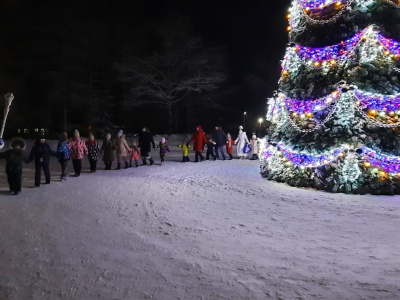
left=258, top=117, right=263, bottom=128
left=244, top=111, right=247, bottom=129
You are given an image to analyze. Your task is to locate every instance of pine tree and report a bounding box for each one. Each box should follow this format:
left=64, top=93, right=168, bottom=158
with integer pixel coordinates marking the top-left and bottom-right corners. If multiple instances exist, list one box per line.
left=262, top=0, right=400, bottom=194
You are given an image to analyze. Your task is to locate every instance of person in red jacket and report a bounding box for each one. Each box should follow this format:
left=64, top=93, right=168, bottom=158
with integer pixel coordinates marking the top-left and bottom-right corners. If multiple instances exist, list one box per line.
left=225, top=133, right=235, bottom=160
left=190, top=125, right=207, bottom=162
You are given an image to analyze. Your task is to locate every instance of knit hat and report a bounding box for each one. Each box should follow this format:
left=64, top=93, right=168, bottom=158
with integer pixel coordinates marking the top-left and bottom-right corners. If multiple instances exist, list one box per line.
left=73, top=130, right=80, bottom=138
left=117, top=130, right=123, bottom=137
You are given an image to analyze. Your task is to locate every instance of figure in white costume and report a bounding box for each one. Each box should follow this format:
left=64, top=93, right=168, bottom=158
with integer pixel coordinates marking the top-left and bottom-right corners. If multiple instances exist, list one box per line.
left=235, top=125, right=249, bottom=159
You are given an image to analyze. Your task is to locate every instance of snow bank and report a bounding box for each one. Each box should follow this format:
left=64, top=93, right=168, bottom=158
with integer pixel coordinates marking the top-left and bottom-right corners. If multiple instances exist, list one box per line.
left=0, top=149, right=400, bottom=299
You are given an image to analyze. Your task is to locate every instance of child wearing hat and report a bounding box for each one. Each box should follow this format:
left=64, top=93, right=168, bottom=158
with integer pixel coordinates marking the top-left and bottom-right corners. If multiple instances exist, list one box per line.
left=0, top=137, right=26, bottom=195
left=250, top=135, right=259, bottom=160
left=157, top=137, right=170, bottom=165
left=178, top=140, right=191, bottom=162
left=129, top=139, right=140, bottom=168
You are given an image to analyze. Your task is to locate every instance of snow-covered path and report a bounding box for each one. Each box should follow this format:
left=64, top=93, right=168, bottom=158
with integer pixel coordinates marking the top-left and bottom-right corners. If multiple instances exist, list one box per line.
left=1, top=151, right=400, bottom=299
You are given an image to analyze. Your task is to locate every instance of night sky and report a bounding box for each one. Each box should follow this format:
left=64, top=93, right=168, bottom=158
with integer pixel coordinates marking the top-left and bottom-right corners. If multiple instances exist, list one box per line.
left=0, top=0, right=291, bottom=136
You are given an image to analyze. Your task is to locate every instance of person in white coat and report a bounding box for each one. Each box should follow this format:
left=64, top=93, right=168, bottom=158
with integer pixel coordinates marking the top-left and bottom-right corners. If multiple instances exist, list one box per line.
left=235, top=125, right=249, bottom=159
left=250, top=135, right=259, bottom=160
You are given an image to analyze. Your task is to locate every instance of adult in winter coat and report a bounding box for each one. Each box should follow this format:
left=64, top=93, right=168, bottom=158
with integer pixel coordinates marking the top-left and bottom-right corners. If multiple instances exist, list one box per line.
left=86, top=133, right=101, bottom=172
left=27, top=137, right=56, bottom=187
left=235, top=125, right=249, bottom=159
left=138, top=127, right=155, bottom=165
left=115, top=132, right=131, bottom=169
left=212, top=126, right=227, bottom=160
left=101, top=133, right=114, bottom=170
left=190, top=125, right=207, bottom=162
left=250, top=135, right=259, bottom=160
left=0, top=137, right=26, bottom=195
left=69, top=130, right=88, bottom=177
left=225, top=133, right=235, bottom=160
left=57, top=132, right=70, bottom=181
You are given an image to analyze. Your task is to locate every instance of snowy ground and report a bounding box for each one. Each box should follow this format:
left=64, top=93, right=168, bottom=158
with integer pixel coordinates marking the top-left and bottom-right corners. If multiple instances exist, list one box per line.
left=1, top=142, right=400, bottom=299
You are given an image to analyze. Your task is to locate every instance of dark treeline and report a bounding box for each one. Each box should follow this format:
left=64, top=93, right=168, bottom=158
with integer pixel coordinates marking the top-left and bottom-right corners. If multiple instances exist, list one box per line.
left=0, top=0, right=289, bottom=137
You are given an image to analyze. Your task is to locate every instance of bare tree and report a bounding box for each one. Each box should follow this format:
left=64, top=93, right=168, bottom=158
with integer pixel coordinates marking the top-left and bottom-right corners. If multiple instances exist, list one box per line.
left=117, top=21, right=226, bottom=132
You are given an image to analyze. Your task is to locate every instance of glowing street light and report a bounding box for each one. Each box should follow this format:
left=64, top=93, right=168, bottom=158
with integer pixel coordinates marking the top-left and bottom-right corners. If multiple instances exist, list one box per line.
left=258, top=117, right=263, bottom=128
left=244, top=111, right=247, bottom=129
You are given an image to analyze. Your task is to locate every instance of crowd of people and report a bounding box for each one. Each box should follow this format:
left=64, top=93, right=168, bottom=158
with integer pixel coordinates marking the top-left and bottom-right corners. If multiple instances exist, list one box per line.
left=0, top=125, right=260, bottom=195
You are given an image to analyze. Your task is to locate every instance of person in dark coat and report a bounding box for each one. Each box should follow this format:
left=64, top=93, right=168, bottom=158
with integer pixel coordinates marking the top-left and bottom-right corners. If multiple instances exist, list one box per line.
left=0, top=137, right=26, bottom=195
left=206, top=138, right=216, bottom=161
left=138, top=127, right=155, bottom=165
left=101, top=133, right=114, bottom=170
left=57, top=132, right=70, bottom=181
left=212, top=126, right=227, bottom=160
left=189, top=125, right=207, bottom=162
left=27, top=137, right=56, bottom=187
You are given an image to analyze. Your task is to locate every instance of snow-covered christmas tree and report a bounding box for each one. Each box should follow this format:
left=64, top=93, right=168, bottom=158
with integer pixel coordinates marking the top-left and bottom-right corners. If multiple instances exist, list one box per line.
left=261, top=0, right=400, bottom=194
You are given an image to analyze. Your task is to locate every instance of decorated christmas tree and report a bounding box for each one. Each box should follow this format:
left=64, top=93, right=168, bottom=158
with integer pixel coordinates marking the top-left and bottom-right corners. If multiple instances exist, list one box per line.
left=261, top=0, right=400, bottom=194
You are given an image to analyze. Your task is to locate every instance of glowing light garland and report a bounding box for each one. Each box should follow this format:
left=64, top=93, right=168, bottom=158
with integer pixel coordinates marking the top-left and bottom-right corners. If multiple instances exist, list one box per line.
left=297, top=0, right=343, bottom=10
left=272, top=87, right=400, bottom=129
left=282, top=91, right=340, bottom=114
left=285, top=26, right=400, bottom=71
left=376, top=33, right=400, bottom=57
left=354, top=89, right=400, bottom=112
left=361, top=146, right=400, bottom=173
left=277, top=142, right=346, bottom=167
left=295, top=31, right=362, bottom=61
left=262, top=143, right=400, bottom=177
left=297, top=0, right=396, bottom=11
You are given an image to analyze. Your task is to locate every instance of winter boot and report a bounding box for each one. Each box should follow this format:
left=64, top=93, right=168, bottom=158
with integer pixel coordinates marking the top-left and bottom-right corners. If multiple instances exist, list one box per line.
left=124, top=162, right=129, bottom=169
left=115, top=163, right=121, bottom=170
left=142, top=158, right=147, bottom=166
left=149, top=157, right=154, bottom=165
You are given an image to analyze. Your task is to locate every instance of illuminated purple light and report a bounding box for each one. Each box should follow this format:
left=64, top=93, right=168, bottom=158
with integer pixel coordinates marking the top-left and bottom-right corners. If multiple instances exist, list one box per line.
left=297, top=0, right=341, bottom=10
left=377, top=33, right=400, bottom=57
left=361, top=147, right=400, bottom=173
left=354, top=90, right=400, bottom=112
left=295, top=31, right=363, bottom=62
left=278, top=143, right=345, bottom=167
left=283, top=91, right=340, bottom=114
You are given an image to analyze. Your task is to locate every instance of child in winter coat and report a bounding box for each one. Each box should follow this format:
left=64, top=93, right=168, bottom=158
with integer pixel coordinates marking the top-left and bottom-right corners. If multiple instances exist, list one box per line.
left=57, top=132, right=70, bottom=181
left=178, top=140, right=191, bottom=162
left=69, top=130, right=88, bottom=177
left=206, top=139, right=216, bottom=161
left=250, top=135, right=259, bottom=160
left=157, top=137, right=170, bottom=165
left=225, top=133, right=235, bottom=160
left=101, top=133, right=114, bottom=170
left=129, top=140, right=140, bottom=168
left=86, top=133, right=101, bottom=172
left=115, top=131, right=131, bottom=169
left=0, top=138, right=26, bottom=195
